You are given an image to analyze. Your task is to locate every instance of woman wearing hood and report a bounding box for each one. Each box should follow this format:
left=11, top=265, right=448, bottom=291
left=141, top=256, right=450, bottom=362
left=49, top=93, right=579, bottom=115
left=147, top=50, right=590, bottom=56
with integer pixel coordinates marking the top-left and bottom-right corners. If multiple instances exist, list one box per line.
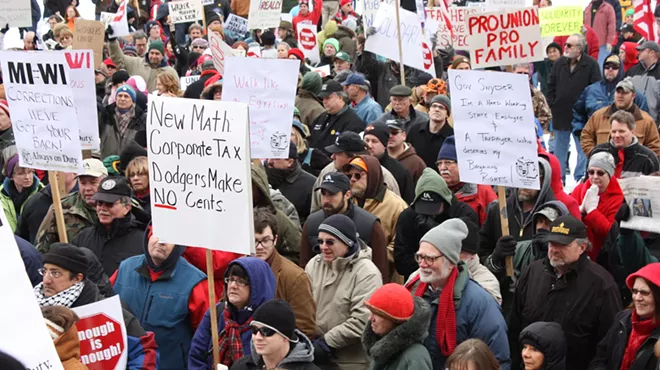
left=0, top=154, right=44, bottom=232
left=189, top=257, right=277, bottom=369
left=362, top=283, right=433, bottom=370
left=42, top=306, right=88, bottom=370
left=519, top=322, right=567, bottom=370
left=619, top=42, right=640, bottom=72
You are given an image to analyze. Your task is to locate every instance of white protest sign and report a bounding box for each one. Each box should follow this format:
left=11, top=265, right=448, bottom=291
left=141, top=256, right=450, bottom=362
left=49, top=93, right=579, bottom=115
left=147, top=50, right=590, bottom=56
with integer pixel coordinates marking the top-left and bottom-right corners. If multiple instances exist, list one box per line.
left=309, top=64, right=331, bottom=78
left=281, top=13, right=293, bottom=22
left=0, top=0, right=32, bottom=27
left=485, top=0, right=525, bottom=11
left=64, top=50, right=100, bottom=150
left=233, top=48, right=247, bottom=57
left=180, top=75, right=201, bottom=90
left=209, top=32, right=235, bottom=75
left=248, top=0, right=283, bottom=30
left=365, top=3, right=436, bottom=77
left=110, top=0, right=131, bottom=37
left=248, top=46, right=262, bottom=57
left=147, top=95, right=254, bottom=252
left=467, top=7, right=543, bottom=68
left=72, top=296, right=128, bottom=370
left=447, top=69, right=539, bottom=189
left=619, top=176, right=660, bottom=233
left=0, top=208, right=65, bottom=370
left=225, top=14, right=249, bottom=35
left=1, top=52, right=83, bottom=172
left=202, top=0, right=214, bottom=4
left=262, top=48, right=278, bottom=59
left=223, top=58, right=298, bottom=158
left=426, top=6, right=482, bottom=49
left=297, top=23, right=320, bottom=64
left=100, top=11, right=117, bottom=26
left=169, top=0, right=204, bottom=24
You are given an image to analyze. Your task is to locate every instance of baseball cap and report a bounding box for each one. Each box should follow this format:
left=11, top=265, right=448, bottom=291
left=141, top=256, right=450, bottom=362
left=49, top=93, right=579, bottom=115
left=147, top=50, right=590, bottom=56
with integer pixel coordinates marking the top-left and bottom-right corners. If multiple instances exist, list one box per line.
left=341, top=73, right=366, bottom=87
left=616, top=77, right=635, bottom=93
left=315, top=172, right=351, bottom=193
left=342, top=157, right=369, bottom=173
left=386, top=119, right=405, bottom=131
left=92, top=177, right=132, bottom=203
left=545, top=215, right=587, bottom=245
left=620, top=23, right=634, bottom=33
left=533, top=205, right=560, bottom=224
left=318, top=80, right=344, bottom=99
left=77, top=158, right=108, bottom=178
left=637, top=41, right=660, bottom=53
left=604, top=55, right=620, bottom=66
left=334, top=51, right=351, bottom=62
left=325, top=131, right=365, bottom=153
left=413, top=191, right=444, bottom=216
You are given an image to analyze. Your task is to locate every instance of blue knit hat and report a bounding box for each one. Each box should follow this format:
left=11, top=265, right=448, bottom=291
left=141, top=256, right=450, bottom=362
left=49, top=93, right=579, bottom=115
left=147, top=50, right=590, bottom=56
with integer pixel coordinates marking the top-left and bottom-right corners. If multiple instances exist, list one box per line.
left=116, top=85, right=136, bottom=102
left=437, top=135, right=457, bottom=162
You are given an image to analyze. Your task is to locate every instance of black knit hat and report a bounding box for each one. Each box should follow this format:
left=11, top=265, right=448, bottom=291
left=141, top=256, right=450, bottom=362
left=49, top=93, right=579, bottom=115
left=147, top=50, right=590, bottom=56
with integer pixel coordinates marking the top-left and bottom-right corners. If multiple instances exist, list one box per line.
left=111, top=70, right=130, bottom=86
left=252, top=299, right=298, bottom=342
left=317, top=214, right=360, bottom=256
left=460, top=217, right=479, bottom=254
left=364, top=122, right=390, bottom=147
left=43, top=243, right=89, bottom=276
left=288, top=141, right=298, bottom=159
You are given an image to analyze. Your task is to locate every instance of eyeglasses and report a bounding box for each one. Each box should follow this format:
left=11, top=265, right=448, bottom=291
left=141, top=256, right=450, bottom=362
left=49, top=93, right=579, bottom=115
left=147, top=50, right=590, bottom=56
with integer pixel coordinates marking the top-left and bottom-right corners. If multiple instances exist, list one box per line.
left=38, top=268, right=64, bottom=279
left=317, top=238, right=336, bottom=247
left=347, top=172, right=363, bottom=181
left=96, top=200, right=118, bottom=207
left=588, top=169, right=606, bottom=177
left=414, top=253, right=444, bottom=265
left=604, top=65, right=620, bottom=70
left=565, top=43, right=574, bottom=48
left=632, top=288, right=652, bottom=297
left=390, top=130, right=402, bottom=136
left=224, top=276, right=249, bottom=287
left=250, top=325, right=277, bottom=337
left=255, top=237, right=275, bottom=248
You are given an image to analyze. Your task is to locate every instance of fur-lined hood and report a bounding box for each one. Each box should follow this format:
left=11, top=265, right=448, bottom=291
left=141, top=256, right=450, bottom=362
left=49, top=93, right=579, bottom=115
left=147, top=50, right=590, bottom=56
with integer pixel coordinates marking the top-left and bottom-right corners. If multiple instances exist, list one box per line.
left=362, top=296, right=431, bottom=366
left=201, top=81, right=223, bottom=100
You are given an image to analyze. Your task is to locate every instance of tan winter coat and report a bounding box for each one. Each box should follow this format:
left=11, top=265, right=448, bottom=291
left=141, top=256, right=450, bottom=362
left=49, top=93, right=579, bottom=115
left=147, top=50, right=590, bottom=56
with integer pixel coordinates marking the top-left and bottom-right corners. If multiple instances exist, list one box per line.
left=305, top=243, right=382, bottom=370
left=464, top=255, right=502, bottom=305
left=56, top=325, right=88, bottom=370
left=108, top=39, right=178, bottom=92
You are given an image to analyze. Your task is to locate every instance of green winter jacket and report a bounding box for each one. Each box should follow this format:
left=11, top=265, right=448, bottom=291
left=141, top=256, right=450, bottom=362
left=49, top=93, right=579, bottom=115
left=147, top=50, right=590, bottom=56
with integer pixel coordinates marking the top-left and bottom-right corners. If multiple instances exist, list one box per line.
left=0, top=176, right=44, bottom=232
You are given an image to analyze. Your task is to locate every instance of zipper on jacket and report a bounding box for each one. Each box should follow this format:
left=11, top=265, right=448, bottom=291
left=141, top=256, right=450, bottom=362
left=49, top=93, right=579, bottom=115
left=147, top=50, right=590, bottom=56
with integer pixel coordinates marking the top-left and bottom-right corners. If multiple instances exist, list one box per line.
left=141, top=283, right=154, bottom=322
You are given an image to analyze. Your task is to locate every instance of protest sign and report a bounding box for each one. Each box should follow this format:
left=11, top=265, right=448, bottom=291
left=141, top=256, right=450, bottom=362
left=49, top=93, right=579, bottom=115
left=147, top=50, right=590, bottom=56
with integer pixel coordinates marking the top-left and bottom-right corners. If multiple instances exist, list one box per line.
left=467, top=7, right=543, bottom=68
left=248, top=45, right=262, bottom=57
left=73, top=19, right=105, bottom=68
left=169, top=0, right=204, bottom=23
left=0, top=0, right=31, bottom=27
left=539, top=6, right=582, bottom=36
left=426, top=6, right=482, bottom=48
left=223, top=58, right=298, bottom=158
left=209, top=32, right=235, bottom=75
left=365, top=3, right=436, bottom=76
left=73, top=296, right=128, bottom=370
left=110, top=0, right=131, bottom=37
left=180, top=75, right=201, bottom=90
left=485, top=0, right=524, bottom=11
left=298, top=24, right=321, bottom=64
left=363, top=0, right=380, bottom=28
left=0, top=208, right=64, bottom=370
left=100, top=11, right=116, bottom=26
left=1, top=52, right=83, bottom=172
left=447, top=69, right=540, bottom=189
left=281, top=13, right=293, bottom=22
left=234, top=48, right=247, bottom=57
left=147, top=95, right=254, bottom=252
left=225, top=14, right=249, bottom=35
left=65, top=50, right=101, bottom=150
left=248, top=0, right=283, bottom=30
left=309, top=64, right=331, bottom=78
left=619, top=176, right=660, bottom=233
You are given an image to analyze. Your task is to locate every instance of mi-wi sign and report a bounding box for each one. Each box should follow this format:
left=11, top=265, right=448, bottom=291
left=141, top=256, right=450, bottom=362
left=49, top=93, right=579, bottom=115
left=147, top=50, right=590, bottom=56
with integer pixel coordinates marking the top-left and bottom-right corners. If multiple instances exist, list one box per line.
left=7, top=62, right=68, bottom=85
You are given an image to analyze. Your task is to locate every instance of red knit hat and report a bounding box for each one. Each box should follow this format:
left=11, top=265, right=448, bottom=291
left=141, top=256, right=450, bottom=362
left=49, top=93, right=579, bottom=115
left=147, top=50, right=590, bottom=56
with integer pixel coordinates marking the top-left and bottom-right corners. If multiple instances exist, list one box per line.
left=364, top=283, right=414, bottom=323
left=288, top=48, right=305, bottom=61
left=0, top=99, right=9, bottom=118
left=626, top=263, right=660, bottom=289
left=340, top=0, right=351, bottom=7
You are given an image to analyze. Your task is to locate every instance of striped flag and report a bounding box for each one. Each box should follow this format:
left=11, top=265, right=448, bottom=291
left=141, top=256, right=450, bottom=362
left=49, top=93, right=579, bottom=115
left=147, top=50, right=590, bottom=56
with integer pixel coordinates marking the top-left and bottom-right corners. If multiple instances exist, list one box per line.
left=633, top=0, right=657, bottom=42
left=439, top=0, right=454, bottom=42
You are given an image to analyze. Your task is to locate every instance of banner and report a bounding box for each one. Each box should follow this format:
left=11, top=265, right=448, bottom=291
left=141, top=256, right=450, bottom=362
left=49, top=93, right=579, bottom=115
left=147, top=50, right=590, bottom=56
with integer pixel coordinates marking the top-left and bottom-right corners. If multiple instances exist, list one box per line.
left=297, top=23, right=320, bottom=64
left=619, top=176, right=660, bottom=233
left=0, top=208, right=64, bottom=370
left=72, top=296, right=128, bottom=370
left=110, top=0, right=131, bottom=37
left=1, top=52, right=83, bottom=173
left=147, top=95, right=254, bottom=253
left=248, top=0, right=283, bottom=30
left=447, top=69, right=540, bottom=189
left=169, top=0, right=204, bottom=24
left=180, top=75, right=201, bottom=90
left=73, top=19, right=105, bottom=68
left=223, top=58, right=298, bottom=158
left=64, top=50, right=101, bottom=150
left=225, top=14, right=249, bottom=35
left=426, top=6, right=482, bottom=48
left=0, top=0, right=31, bottom=27
left=467, top=7, right=543, bottom=68
left=539, top=6, right=583, bottom=36
left=365, top=3, right=436, bottom=77
left=209, top=32, right=235, bottom=75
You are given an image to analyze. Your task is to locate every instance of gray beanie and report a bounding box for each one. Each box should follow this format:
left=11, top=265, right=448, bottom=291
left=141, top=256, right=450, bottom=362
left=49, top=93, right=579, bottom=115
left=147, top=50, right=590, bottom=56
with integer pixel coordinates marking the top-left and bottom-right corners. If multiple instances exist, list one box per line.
left=431, top=94, right=451, bottom=116
left=420, top=218, right=468, bottom=265
left=588, top=151, right=616, bottom=178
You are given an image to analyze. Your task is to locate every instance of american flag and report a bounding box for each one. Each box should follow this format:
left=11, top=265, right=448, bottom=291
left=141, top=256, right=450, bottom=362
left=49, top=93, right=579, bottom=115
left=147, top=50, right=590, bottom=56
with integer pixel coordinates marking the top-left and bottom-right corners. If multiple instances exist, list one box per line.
left=633, top=0, right=657, bottom=42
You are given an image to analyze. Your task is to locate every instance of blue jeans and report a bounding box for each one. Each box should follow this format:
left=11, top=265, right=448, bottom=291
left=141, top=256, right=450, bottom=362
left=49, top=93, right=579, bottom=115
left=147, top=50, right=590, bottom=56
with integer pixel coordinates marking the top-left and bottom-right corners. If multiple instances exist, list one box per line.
left=553, top=130, right=571, bottom=184
left=573, top=133, right=587, bottom=182
left=598, top=45, right=608, bottom=67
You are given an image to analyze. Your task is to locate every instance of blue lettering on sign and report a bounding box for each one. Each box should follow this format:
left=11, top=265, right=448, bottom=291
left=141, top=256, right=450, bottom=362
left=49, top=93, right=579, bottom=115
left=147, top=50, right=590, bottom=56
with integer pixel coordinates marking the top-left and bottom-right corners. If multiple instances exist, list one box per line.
left=376, top=18, right=420, bottom=44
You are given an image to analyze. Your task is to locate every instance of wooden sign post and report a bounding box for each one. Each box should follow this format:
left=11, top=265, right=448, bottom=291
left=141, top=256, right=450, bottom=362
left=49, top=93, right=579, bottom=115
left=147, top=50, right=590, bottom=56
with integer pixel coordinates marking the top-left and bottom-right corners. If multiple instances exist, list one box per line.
left=498, top=186, right=514, bottom=276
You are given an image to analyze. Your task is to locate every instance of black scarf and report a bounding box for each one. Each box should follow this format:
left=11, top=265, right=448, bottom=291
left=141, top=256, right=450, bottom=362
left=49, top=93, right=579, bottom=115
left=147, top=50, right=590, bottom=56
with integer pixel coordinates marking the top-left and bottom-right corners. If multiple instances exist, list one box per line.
left=265, top=162, right=300, bottom=188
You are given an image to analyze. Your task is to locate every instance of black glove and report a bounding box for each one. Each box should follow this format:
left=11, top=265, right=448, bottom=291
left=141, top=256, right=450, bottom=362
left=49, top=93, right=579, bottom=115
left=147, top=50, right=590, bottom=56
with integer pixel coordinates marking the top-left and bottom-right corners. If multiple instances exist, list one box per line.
left=616, top=202, right=631, bottom=223
left=574, top=130, right=582, bottom=138
left=492, top=235, right=517, bottom=264
left=105, top=25, right=116, bottom=41
left=414, top=213, right=440, bottom=234
left=312, top=337, right=332, bottom=365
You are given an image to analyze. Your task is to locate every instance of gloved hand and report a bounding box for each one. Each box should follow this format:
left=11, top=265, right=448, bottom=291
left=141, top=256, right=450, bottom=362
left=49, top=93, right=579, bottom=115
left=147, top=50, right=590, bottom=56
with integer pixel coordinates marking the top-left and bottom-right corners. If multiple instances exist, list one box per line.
left=492, top=235, right=517, bottom=264
left=580, top=184, right=600, bottom=214
left=366, top=27, right=377, bottom=37
left=312, top=337, right=332, bottom=364
left=105, top=25, right=116, bottom=41
left=615, top=202, right=631, bottom=222
left=414, top=213, right=440, bottom=233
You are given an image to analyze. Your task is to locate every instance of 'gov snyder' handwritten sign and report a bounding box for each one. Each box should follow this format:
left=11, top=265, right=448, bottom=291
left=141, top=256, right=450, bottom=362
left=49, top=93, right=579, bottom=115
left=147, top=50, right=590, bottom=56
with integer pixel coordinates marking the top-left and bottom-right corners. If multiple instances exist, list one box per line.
left=169, top=0, right=203, bottom=23
left=426, top=6, right=482, bottom=49
left=467, top=7, right=543, bottom=68
left=539, top=6, right=582, bottom=36
left=447, top=69, right=540, bottom=190
left=1, top=52, right=83, bottom=173
left=147, top=96, right=254, bottom=253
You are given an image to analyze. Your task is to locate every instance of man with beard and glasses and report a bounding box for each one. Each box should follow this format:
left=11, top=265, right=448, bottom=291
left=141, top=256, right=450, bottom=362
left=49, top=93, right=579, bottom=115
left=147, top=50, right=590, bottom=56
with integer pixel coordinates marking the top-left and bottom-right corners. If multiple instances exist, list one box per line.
left=509, top=215, right=621, bottom=370
left=299, top=172, right=389, bottom=282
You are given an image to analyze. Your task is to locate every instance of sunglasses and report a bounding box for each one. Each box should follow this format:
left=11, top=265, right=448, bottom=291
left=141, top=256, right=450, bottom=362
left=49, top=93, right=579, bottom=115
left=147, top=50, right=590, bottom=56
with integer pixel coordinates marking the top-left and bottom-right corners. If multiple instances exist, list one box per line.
left=565, top=43, right=574, bottom=48
left=347, top=172, right=362, bottom=181
left=631, top=288, right=652, bottom=297
left=604, top=65, right=620, bottom=70
left=588, top=169, right=606, bottom=177
left=251, top=326, right=277, bottom=337
left=317, top=238, right=336, bottom=246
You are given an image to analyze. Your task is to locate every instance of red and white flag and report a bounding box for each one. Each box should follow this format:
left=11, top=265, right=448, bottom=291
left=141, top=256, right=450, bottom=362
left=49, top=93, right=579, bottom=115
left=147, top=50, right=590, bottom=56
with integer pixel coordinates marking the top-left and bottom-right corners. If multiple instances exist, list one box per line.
left=439, top=0, right=454, bottom=42
left=633, top=0, right=657, bottom=42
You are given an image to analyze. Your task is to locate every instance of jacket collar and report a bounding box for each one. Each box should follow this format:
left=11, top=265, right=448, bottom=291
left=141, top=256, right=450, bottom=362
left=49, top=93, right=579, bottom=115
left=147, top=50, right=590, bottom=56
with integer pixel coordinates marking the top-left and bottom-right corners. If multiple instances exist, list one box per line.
left=606, top=104, right=643, bottom=120
left=543, top=252, right=589, bottom=277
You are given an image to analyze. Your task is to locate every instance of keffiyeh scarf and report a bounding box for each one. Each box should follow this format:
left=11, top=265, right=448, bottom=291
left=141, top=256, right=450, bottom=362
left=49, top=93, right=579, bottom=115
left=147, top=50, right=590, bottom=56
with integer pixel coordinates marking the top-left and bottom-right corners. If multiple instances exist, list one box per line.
left=34, top=281, right=84, bottom=308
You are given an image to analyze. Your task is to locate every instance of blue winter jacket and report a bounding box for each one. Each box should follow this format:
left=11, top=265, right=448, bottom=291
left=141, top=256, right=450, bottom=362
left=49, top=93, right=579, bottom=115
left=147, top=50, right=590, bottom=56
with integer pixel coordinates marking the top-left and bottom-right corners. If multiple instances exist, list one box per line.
left=572, top=54, right=649, bottom=133
left=188, top=257, right=276, bottom=370
left=15, top=235, right=41, bottom=287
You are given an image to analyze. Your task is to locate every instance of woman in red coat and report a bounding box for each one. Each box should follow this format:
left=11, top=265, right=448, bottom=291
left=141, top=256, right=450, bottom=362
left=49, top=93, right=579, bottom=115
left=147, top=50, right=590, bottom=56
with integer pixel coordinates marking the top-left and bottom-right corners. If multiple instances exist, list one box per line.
left=571, top=151, right=624, bottom=260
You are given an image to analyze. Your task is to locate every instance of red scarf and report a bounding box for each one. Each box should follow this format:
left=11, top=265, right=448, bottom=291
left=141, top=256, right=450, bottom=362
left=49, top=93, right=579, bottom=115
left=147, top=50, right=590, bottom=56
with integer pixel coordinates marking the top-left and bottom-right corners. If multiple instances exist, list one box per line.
left=615, top=148, right=624, bottom=178
left=409, top=267, right=458, bottom=356
left=620, top=311, right=660, bottom=370
left=217, top=308, right=252, bottom=367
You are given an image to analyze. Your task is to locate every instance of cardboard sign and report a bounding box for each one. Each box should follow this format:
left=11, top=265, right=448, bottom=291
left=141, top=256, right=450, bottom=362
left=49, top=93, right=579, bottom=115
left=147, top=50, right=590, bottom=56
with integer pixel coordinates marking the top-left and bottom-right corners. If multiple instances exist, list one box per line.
left=539, top=6, right=583, bottom=36
left=447, top=69, right=540, bottom=189
left=100, top=11, right=117, bottom=26
left=180, top=75, right=201, bottom=90
left=209, top=32, right=235, bottom=75
left=147, top=95, right=255, bottom=253
left=297, top=23, right=320, bottom=64
left=365, top=3, right=436, bottom=77
left=225, top=14, right=249, bottom=35
left=110, top=0, right=131, bottom=37
left=222, top=58, right=298, bottom=158
left=0, top=0, right=32, bottom=27
left=426, top=6, right=482, bottom=48
left=169, top=0, right=204, bottom=24
left=0, top=208, right=65, bottom=370
left=467, top=7, right=543, bottom=68
left=64, top=50, right=101, bottom=150
left=73, top=296, right=128, bottom=370
left=1, top=52, right=83, bottom=173
left=248, top=0, right=283, bottom=30
left=73, top=19, right=105, bottom=68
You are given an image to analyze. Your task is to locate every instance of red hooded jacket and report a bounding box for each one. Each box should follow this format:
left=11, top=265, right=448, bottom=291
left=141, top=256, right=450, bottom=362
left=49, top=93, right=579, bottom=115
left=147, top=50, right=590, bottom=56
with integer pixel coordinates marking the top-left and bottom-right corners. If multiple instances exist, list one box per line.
left=554, top=25, right=600, bottom=61
left=182, top=247, right=243, bottom=300
left=620, top=41, right=640, bottom=72
left=537, top=140, right=582, bottom=218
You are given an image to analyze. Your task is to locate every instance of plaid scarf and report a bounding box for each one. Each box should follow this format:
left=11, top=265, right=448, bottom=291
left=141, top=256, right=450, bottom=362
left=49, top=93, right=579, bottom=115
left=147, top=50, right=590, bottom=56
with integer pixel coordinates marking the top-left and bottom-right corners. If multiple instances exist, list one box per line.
left=34, top=281, right=84, bottom=308
left=115, top=105, right=135, bottom=138
left=217, top=308, right=252, bottom=367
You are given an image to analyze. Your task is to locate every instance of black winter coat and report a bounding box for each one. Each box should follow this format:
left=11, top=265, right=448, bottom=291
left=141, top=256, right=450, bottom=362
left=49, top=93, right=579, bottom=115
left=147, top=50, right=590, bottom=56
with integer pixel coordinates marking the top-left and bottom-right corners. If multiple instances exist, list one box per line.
left=379, top=154, right=415, bottom=204
left=16, top=185, right=55, bottom=243
left=183, top=71, right=217, bottom=99
left=265, top=163, right=316, bottom=224
left=309, top=106, right=365, bottom=156
left=519, top=321, right=567, bottom=370
left=592, top=140, right=660, bottom=177
left=589, top=310, right=660, bottom=370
